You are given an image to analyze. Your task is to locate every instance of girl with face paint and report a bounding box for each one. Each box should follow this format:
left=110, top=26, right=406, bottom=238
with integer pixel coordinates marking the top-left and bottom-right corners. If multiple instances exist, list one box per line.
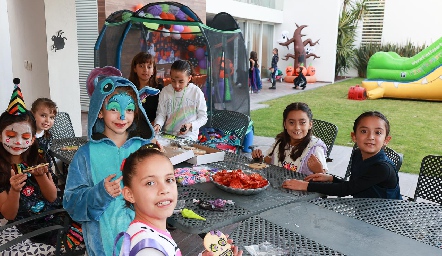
left=0, top=110, right=59, bottom=247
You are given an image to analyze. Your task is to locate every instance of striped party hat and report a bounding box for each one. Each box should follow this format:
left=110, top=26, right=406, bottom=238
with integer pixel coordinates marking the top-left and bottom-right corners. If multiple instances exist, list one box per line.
left=7, top=78, right=27, bottom=115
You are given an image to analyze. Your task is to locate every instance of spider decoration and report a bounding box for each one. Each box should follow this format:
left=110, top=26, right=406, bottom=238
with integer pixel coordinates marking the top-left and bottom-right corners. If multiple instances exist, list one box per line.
left=51, top=30, right=67, bottom=52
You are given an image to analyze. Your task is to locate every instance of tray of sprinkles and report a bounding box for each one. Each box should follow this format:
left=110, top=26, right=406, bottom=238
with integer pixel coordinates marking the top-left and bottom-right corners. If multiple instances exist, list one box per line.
left=210, top=169, right=269, bottom=195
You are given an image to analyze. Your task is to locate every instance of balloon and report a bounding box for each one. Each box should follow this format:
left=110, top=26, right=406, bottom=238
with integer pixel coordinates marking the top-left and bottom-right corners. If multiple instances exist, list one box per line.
left=144, top=13, right=154, bottom=19
left=189, top=26, right=200, bottom=33
left=167, top=13, right=175, bottom=20
left=175, top=10, right=186, bottom=21
left=181, top=26, right=192, bottom=40
left=132, top=4, right=143, bottom=12
left=171, top=31, right=181, bottom=40
left=195, top=48, right=205, bottom=60
left=187, top=45, right=196, bottom=52
left=160, top=4, right=169, bottom=13
left=198, top=59, right=207, bottom=69
left=169, top=5, right=179, bottom=15
left=146, top=5, right=162, bottom=16
left=174, top=25, right=184, bottom=32
left=159, top=12, right=168, bottom=19
left=162, top=28, right=170, bottom=37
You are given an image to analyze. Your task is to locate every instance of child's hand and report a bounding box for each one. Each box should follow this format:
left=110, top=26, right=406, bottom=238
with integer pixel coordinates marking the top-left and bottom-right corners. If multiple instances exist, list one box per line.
left=104, top=174, right=123, bottom=198
left=251, top=149, right=263, bottom=159
left=307, top=155, right=324, bottom=173
left=304, top=173, right=333, bottom=182
left=179, top=123, right=192, bottom=135
left=153, top=124, right=161, bottom=132
left=282, top=179, right=308, bottom=191
left=9, top=169, right=27, bottom=192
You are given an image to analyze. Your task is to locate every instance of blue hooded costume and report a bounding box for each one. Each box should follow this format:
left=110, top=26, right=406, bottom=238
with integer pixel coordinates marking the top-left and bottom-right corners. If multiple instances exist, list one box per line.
left=63, top=67, right=156, bottom=256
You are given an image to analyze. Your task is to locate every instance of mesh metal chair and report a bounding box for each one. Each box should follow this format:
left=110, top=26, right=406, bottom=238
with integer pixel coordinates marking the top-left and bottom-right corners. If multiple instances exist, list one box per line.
left=207, top=110, right=250, bottom=153
left=312, top=119, right=338, bottom=162
left=344, top=145, right=403, bottom=181
left=412, top=155, right=442, bottom=205
left=49, top=112, right=76, bottom=140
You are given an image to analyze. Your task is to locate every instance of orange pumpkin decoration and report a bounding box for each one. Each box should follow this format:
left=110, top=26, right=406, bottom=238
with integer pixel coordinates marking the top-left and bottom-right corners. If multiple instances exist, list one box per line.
left=286, top=66, right=294, bottom=76
left=295, top=66, right=308, bottom=76
left=307, top=66, right=316, bottom=76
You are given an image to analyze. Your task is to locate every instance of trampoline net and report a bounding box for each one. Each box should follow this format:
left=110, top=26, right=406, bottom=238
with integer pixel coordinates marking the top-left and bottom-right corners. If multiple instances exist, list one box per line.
left=95, top=3, right=250, bottom=119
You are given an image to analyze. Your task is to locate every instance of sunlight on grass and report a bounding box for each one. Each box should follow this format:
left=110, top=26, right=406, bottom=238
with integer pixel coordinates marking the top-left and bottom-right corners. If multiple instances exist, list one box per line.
left=251, top=78, right=442, bottom=174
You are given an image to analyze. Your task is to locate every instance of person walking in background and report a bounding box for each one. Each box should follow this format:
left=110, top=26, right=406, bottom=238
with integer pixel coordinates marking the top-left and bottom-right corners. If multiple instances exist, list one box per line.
left=248, top=51, right=262, bottom=93
left=269, top=48, right=279, bottom=89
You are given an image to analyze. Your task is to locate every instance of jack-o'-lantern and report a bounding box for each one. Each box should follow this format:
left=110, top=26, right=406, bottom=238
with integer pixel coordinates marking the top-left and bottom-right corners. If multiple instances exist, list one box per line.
left=307, top=66, right=316, bottom=76
left=286, top=66, right=294, bottom=76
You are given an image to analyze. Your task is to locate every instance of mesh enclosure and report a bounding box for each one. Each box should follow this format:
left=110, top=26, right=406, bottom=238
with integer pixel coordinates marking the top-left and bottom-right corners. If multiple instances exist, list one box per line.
left=94, top=2, right=250, bottom=119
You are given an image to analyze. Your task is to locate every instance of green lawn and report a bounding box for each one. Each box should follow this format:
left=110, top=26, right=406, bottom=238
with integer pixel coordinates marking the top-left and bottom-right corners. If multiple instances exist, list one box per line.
left=251, top=78, right=442, bottom=174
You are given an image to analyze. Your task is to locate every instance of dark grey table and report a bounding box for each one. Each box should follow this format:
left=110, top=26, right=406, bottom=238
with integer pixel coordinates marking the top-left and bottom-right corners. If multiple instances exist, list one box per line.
left=168, top=152, right=323, bottom=234
left=49, top=137, right=87, bottom=164
left=229, top=198, right=442, bottom=255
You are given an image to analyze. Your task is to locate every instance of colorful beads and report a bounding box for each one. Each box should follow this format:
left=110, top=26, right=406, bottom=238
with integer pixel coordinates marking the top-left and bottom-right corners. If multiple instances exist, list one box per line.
left=174, top=167, right=219, bottom=185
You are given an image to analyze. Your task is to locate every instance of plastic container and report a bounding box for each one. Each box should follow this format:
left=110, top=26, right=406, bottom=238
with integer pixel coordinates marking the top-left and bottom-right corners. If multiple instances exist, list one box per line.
left=348, top=85, right=366, bottom=100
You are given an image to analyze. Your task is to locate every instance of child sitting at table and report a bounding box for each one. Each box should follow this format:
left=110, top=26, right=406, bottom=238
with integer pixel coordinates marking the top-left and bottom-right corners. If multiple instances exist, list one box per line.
left=252, top=102, right=328, bottom=175
left=63, top=66, right=155, bottom=256
left=153, top=60, right=208, bottom=141
left=0, top=79, right=60, bottom=251
left=31, top=98, right=57, bottom=173
left=120, top=146, right=242, bottom=256
left=282, top=111, right=402, bottom=199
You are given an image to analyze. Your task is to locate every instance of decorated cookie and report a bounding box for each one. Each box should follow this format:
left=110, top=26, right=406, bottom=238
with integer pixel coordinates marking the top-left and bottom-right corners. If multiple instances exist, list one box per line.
left=203, top=230, right=232, bottom=256
left=248, top=162, right=268, bottom=170
left=61, top=145, right=79, bottom=151
left=193, top=149, right=206, bottom=155
left=23, top=163, right=50, bottom=173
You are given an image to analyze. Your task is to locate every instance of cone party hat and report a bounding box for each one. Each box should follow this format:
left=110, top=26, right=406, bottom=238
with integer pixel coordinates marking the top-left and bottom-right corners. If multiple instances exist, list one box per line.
left=7, top=78, right=27, bottom=115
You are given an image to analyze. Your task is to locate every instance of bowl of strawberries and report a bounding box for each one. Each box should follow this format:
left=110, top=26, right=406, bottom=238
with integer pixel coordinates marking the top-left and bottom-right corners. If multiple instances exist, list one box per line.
left=211, top=169, right=269, bottom=195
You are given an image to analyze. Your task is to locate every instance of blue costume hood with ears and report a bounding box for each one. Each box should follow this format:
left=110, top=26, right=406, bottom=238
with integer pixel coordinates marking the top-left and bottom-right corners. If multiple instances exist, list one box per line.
left=86, top=66, right=154, bottom=141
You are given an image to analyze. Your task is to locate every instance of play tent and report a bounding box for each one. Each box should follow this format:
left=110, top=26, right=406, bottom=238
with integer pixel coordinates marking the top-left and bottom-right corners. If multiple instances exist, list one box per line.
left=94, top=1, right=250, bottom=121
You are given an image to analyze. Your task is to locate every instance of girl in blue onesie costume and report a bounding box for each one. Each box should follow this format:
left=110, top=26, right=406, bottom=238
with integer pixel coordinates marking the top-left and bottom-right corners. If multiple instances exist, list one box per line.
left=282, top=111, right=402, bottom=199
left=63, top=66, right=156, bottom=256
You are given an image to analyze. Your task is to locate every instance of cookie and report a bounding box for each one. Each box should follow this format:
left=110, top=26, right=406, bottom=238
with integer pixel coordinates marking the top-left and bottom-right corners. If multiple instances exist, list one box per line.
left=203, top=230, right=232, bottom=256
left=248, top=162, right=268, bottom=170
left=61, top=145, right=78, bottom=151
left=193, top=149, right=206, bottom=155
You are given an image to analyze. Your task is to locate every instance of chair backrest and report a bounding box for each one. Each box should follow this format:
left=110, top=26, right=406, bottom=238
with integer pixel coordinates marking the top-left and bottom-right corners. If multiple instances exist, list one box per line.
left=49, top=112, right=75, bottom=140
left=210, top=110, right=250, bottom=145
left=312, top=119, right=338, bottom=158
left=344, top=145, right=403, bottom=181
left=413, top=155, right=442, bottom=205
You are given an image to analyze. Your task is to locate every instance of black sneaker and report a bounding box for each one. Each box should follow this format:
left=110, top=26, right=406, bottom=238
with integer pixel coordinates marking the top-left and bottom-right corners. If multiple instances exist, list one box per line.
left=302, top=85, right=306, bottom=90
left=269, top=86, right=276, bottom=89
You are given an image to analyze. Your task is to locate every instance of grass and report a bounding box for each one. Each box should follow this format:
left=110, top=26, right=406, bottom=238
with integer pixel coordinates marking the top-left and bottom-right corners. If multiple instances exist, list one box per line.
left=251, top=78, right=442, bottom=174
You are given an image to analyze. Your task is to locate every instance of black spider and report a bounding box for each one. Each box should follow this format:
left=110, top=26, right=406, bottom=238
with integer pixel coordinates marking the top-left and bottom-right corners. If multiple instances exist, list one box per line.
left=51, top=30, right=67, bottom=52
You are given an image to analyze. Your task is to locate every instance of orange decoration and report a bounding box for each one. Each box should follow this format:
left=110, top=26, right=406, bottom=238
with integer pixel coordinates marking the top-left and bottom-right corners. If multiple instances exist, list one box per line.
left=167, top=13, right=175, bottom=20
left=295, top=66, right=308, bottom=76
left=307, top=66, right=316, bottom=76
left=181, top=26, right=192, bottom=40
left=159, top=12, right=168, bottom=19
left=187, top=45, right=196, bottom=52
left=286, top=66, right=294, bottom=76
left=132, top=3, right=143, bottom=11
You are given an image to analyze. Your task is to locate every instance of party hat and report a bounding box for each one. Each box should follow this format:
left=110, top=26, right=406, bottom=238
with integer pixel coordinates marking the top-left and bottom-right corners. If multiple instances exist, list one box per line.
left=181, top=208, right=206, bottom=221
left=7, top=78, right=27, bottom=115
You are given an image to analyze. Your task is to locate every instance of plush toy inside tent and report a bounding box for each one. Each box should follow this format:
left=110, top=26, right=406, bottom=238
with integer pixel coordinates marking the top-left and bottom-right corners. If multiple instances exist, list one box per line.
left=94, top=2, right=250, bottom=120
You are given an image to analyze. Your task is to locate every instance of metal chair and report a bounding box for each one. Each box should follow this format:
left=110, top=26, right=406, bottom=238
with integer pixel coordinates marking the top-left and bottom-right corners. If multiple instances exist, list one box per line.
left=49, top=112, right=76, bottom=140
left=411, top=155, right=442, bottom=205
left=344, top=145, right=403, bottom=181
left=312, top=119, right=338, bottom=162
left=206, top=109, right=250, bottom=153
left=0, top=209, right=85, bottom=255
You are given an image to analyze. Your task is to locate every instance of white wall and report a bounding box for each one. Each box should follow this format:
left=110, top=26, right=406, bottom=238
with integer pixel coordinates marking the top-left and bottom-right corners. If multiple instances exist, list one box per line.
left=0, top=0, right=13, bottom=111
left=7, top=0, right=50, bottom=110
left=275, top=0, right=340, bottom=83
left=382, top=0, right=442, bottom=45
left=206, top=0, right=283, bottom=23
left=44, top=0, right=81, bottom=136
